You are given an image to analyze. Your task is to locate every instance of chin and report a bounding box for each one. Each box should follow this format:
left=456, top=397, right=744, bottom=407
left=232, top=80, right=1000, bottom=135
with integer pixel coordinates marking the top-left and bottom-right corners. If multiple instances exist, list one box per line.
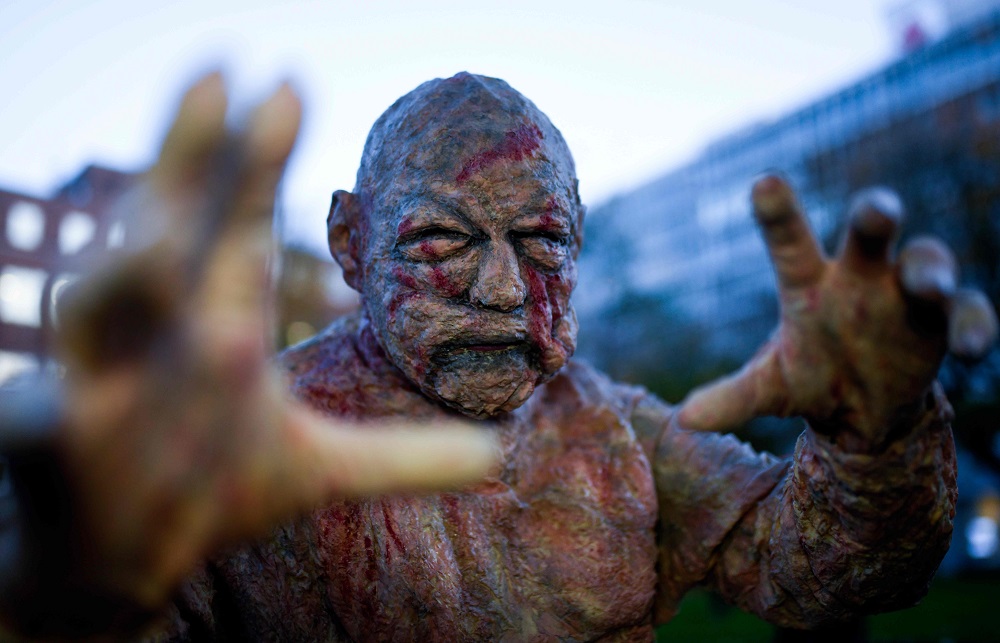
left=424, top=345, right=543, bottom=418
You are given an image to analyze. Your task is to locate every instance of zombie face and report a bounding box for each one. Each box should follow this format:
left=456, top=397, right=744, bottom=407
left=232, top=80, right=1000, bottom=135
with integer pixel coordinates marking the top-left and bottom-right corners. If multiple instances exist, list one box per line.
left=329, top=73, right=583, bottom=418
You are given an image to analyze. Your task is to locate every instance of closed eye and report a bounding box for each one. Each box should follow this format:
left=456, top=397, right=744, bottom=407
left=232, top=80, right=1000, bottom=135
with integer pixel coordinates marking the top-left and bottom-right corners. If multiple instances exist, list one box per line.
left=511, top=231, right=569, bottom=270
left=397, top=227, right=474, bottom=262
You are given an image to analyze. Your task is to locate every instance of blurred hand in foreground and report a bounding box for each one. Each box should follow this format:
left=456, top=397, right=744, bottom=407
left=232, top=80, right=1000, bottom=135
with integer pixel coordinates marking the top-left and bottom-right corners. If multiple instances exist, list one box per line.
left=26, top=72, right=498, bottom=611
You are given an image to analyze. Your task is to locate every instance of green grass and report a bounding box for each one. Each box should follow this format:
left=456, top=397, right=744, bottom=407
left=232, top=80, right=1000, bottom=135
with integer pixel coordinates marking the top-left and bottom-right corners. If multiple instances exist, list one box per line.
left=655, top=578, right=1000, bottom=642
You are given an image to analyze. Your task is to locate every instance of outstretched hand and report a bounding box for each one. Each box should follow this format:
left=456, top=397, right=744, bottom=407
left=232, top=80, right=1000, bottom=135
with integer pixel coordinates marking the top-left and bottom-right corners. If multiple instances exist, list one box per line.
left=677, top=175, right=997, bottom=450
left=29, top=73, right=498, bottom=610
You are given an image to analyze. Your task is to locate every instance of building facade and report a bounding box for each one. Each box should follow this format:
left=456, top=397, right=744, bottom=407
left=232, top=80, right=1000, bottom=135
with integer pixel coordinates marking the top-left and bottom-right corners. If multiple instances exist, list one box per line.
left=0, top=166, right=136, bottom=382
left=578, top=7, right=1000, bottom=362
left=0, top=165, right=358, bottom=385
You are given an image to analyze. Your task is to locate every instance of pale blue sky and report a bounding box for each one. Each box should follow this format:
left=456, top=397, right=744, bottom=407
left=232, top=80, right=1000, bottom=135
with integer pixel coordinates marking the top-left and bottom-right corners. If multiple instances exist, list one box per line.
left=1, top=0, right=899, bottom=253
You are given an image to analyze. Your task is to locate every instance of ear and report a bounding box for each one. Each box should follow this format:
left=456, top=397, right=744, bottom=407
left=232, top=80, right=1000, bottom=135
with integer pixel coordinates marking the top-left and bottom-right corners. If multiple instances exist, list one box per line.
left=328, top=190, right=363, bottom=291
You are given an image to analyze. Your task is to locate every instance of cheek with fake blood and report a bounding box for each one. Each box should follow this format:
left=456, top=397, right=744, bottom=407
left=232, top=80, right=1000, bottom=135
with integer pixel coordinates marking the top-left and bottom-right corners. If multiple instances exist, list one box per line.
left=523, top=267, right=577, bottom=376
left=388, top=256, right=477, bottom=300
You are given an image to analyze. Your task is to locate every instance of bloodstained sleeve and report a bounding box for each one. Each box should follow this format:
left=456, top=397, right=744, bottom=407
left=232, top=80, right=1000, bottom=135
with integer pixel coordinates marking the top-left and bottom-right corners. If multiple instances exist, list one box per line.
left=632, top=383, right=957, bottom=628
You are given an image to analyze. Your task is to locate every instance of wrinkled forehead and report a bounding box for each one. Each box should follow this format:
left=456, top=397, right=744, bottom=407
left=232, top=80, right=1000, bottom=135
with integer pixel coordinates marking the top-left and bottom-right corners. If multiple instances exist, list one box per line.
left=356, top=73, right=579, bottom=213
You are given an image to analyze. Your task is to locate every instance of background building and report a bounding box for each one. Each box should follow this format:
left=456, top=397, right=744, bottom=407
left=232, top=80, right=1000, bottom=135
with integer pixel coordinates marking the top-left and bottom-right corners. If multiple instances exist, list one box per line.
left=578, top=5, right=1000, bottom=364
left=0, top=165, right=136, bottom=382
left=0, top=166, right=356, bottom=385
left=576, top=4, right=1000, bottom=591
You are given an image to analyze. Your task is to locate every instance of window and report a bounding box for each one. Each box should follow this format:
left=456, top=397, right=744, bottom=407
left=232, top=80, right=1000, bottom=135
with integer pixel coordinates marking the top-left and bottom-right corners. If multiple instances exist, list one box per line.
left=59, top=211, right=96, bottom=254
left=5, top=201, right=45, bottom=251
left=0, top=350, right=38, bottom=385
left=0, top=266, right=47, bottom=327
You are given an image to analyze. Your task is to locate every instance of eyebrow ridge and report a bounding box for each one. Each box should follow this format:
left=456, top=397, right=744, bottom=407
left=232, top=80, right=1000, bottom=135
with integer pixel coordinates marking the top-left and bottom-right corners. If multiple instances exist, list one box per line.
left=398, top=194, right=478, bottom=235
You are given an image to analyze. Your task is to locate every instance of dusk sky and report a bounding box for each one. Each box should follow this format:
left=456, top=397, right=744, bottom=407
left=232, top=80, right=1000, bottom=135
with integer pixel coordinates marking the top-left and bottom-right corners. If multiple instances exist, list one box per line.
left=2, top=0, right=902, bottom=253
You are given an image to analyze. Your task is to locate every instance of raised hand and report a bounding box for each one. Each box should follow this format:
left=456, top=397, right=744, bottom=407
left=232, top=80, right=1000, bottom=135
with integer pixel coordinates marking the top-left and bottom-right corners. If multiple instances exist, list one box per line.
left=677, top=175, right=998, bottom=451
left=7, top=73, right=498, bottom=616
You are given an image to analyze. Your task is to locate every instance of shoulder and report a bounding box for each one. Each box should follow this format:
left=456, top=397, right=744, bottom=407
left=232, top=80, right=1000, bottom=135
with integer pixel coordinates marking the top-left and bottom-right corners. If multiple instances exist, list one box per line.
left=276, top=313, right=435, bottom=421
left=277, top=314, right=372, bottom=419
left=279, top=314, right=362, bottom=383
left=534, top=360, right=673, bottom=454
left=541, top=359, right=648, bottom=410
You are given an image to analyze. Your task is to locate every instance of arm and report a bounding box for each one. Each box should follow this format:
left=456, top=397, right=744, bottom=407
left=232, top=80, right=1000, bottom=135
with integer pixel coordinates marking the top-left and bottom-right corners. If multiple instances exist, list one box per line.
left=634, top=387, right=955, bottom=628
left=638, top=177, right=994, bottom=628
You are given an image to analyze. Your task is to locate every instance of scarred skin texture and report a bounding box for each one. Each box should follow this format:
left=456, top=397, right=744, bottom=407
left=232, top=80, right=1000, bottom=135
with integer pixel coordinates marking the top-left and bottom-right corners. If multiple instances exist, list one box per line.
left=157, top=73, right=958, bottom=641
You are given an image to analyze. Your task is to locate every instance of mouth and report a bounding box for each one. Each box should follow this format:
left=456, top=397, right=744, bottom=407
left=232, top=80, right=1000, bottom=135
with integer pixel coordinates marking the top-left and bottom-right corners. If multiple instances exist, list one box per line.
left=462, top=341, right=526, bottom=352
left=434, top=336, right=534, bottom=364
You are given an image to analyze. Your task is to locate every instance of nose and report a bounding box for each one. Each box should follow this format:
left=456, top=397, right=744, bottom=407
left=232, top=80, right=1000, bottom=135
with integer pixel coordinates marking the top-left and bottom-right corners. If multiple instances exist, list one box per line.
left=469, top=243, right=526, bottom=312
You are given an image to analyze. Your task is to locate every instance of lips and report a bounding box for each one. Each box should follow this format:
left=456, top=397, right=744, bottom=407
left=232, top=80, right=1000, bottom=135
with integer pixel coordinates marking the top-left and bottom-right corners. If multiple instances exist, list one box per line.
left=439, top=332, right=531, bottom=355
left=433, top=335, right=533, bottom=367
left=464, top=343, right=521, bottom=352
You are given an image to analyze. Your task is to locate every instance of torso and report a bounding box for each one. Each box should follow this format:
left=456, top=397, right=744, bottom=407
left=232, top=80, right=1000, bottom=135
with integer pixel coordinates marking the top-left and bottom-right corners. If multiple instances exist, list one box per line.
left=203, top=316, right=660, bottom=642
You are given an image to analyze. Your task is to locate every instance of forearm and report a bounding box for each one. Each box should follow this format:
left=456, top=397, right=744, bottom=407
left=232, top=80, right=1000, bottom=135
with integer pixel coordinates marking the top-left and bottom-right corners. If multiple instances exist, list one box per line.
left=711, top=383, right=956, bottom=627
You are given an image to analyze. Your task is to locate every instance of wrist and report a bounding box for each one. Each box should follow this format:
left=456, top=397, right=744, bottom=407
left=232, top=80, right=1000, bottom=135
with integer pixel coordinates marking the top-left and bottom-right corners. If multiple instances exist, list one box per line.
left=806, top=382, right=952, bottom=455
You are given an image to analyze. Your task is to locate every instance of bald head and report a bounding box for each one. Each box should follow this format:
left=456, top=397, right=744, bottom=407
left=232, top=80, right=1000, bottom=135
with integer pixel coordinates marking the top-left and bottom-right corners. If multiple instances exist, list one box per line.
left=354, top=72, right=579, bottom=208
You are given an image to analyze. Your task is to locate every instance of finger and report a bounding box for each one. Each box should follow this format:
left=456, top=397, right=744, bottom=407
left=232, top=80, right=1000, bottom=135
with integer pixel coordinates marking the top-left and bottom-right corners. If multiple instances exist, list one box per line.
left=948, top=288, right=998, bottom=359
left=898, top=236, right=958, bottom=303
left=237, top=404, right=501, bottom=530
left=230, top=82, right=303, bottom=228
left=675, top=344, right=787, bottom=432
left=841, top=187, right=903, bottom=273
left=751, top=175, right=826, bottom=289
left=189, top=84, right=302, bottom=332
left=150, top=71, right=229, bottom=194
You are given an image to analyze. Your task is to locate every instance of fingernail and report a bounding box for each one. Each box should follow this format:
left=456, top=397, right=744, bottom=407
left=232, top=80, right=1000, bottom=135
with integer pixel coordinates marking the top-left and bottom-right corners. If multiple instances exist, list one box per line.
left=850, top=187, right=903, bottom=221
left=849, top=188, right=903, bottom=239
left=751, top=174, right=795, bottom=223
left=902, top=262, right=956, bottom=299
left=953, top=329, right=993, bottom=358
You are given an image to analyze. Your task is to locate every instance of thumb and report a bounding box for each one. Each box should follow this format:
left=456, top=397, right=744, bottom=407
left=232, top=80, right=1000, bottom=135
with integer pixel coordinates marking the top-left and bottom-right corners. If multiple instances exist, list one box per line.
left=676, top=343, right=787, bottom=432
left=225, top=401, right=501, bottom=539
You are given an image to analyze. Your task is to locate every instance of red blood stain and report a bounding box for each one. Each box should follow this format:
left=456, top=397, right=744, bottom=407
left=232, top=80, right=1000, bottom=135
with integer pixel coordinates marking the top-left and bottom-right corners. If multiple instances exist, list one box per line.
left=429, top=266, right=462, bottom=297
left=541, top=196, right=559, bottom=228
left=544, top=273, right=565, bottom=323
left=455, top=123, right=543, bottom=184
left=418, top=240, right=436, bottom=257
left=318, top=503, right=380, bottom=624
left=397, top=218, right=416, bottom=237
left=391, top=266, right=421, bottom=291
left=414, top=344, right=428, bottom=380
left=387, top=278, right=423, bottom=327
left=386, top=295, right=404, bottom=323
left=441, top=494, right=462, bottom=527
left=524, top=267, right=552, bottom=347
left=363, top=535, right=376, bottom=582
left=336, top=505, right=360, bottom=570
left=382, top=500, right=407, bottom=558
